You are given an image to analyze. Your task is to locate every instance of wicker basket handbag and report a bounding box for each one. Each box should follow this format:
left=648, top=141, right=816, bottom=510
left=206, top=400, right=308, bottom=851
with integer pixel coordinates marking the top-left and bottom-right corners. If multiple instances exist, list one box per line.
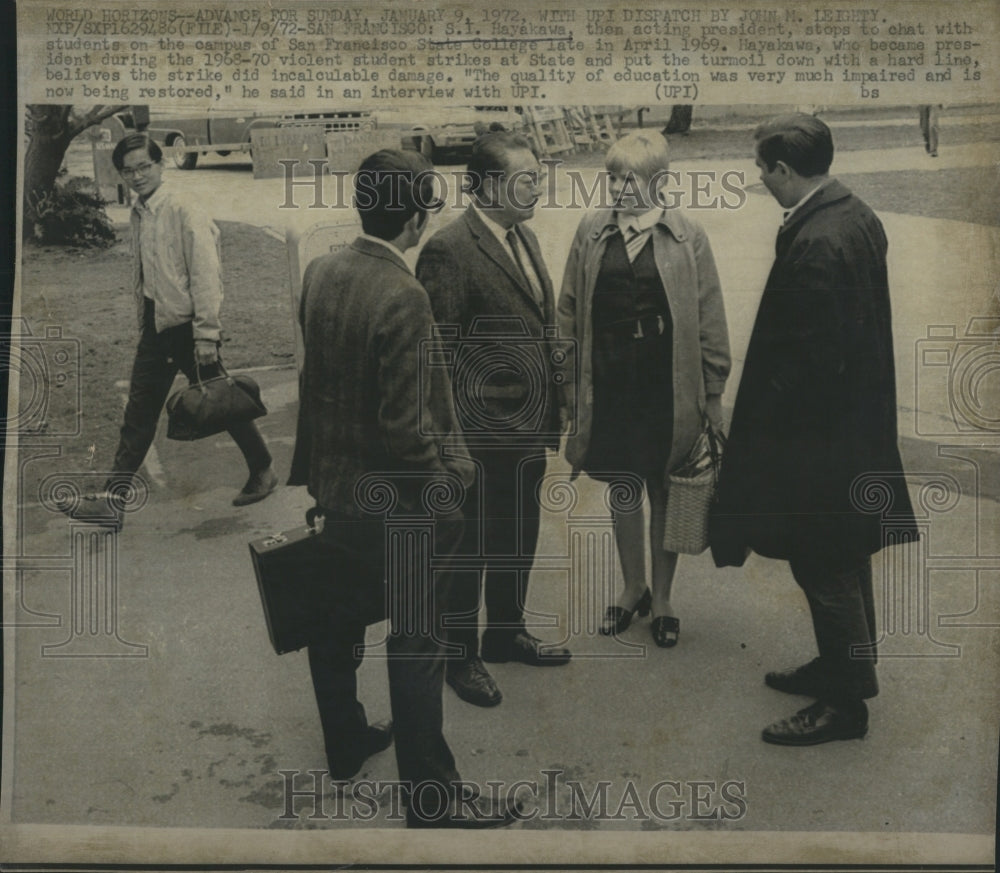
left=662, top=422, right=725, bottom=555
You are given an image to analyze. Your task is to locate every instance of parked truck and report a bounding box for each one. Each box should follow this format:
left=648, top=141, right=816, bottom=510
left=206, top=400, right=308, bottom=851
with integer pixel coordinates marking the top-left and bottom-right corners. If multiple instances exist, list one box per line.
left=146, top=109, right=378, bottom=169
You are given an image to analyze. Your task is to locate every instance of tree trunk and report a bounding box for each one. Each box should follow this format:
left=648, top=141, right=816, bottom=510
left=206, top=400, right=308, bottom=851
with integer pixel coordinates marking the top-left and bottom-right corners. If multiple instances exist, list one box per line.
left=23, top=104, right=129, bottom=235
left=662, top=105, right=693, bottom=135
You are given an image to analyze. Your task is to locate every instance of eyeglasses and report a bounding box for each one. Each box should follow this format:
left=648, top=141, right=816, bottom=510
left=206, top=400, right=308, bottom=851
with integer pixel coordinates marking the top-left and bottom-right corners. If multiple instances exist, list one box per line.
left=120, top=162, right=157, bottom=178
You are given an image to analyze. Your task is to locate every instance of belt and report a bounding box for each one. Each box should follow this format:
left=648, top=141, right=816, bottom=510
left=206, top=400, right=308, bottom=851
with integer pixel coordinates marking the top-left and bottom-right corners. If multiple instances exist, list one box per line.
left=602, top=314, right=667, bottom=340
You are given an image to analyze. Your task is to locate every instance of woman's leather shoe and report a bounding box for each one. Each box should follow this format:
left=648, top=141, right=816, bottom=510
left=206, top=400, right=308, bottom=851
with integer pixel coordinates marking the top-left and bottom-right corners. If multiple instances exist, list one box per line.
left=600, top=588, right=652, bottom=635
left=651, top=615, right=680, bottom=648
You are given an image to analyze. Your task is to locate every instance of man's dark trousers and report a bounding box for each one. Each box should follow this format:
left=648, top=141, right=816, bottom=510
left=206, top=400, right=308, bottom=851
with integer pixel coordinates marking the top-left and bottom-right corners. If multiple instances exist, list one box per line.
left=788, top=553, right=879, bottom=703
left=307, top=510, right=463, bottom=789
left=445, top=447, right=548, bottom=656
left=111, top=299, right=271, bottom=480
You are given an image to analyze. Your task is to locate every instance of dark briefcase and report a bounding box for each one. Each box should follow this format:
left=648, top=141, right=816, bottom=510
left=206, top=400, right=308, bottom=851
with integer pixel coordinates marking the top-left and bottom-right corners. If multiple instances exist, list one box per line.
left=248, top=509, right=386, bottom=655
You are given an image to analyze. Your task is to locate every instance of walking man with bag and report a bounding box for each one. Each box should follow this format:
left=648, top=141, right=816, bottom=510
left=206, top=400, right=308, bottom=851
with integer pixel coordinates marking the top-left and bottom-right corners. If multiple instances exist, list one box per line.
left=61, top=133, right=276, bottom=530
left=288, top=149, right=521, bottom=828
left=712, top=114, right=918, bottom=745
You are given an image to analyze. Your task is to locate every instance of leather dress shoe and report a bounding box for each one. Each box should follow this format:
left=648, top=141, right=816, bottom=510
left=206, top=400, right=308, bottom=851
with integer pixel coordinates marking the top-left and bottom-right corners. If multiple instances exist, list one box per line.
left=762, top=700, right=868, bottom=746
left=765, top=657, right=825, bottom=697
left=407, top=786, right=525, bottom=829
left=233, top=466, right=278, bottom=507
left=58, top=491, right=124, bottom=531
left=328, top=721, right=393, bottom=780
left=481, top=630, right=571, bottom=666
left=447, top=656, right=502, bottom=707
left=600, top=588, right=652, bottom=635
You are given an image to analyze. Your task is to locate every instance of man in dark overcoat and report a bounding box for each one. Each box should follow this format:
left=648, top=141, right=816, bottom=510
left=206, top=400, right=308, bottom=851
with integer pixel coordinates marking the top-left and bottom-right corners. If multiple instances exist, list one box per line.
left=712, top=114, right=918, bottom=745
left=416, top=131, right=571, bottom=709
left=288, top=149, right=519, bottom=827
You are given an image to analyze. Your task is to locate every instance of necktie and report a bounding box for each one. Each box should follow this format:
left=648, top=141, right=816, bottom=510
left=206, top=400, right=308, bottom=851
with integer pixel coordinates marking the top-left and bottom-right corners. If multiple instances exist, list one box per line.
left=506, top=229, right=543, bottom=305
left=622, top=223, right=648, bottom=262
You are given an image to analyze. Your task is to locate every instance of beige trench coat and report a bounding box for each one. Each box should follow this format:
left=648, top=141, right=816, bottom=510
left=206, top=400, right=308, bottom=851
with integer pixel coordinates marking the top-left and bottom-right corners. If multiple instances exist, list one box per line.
left=557, top=207, right=731, bottom=477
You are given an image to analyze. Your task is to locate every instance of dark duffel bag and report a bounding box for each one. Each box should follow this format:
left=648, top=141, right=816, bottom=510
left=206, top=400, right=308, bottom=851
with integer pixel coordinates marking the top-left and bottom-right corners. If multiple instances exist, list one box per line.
left=166, top=362, right=266, bottom=441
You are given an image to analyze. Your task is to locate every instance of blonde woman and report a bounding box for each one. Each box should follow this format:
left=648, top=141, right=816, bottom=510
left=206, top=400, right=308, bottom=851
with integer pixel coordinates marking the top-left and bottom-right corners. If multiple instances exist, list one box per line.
left=558, top=131, right=731, bottom=647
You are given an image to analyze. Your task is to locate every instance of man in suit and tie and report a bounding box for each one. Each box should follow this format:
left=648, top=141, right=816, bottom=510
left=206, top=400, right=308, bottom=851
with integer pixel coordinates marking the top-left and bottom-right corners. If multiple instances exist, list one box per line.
left=416, top=131, right=571, bottom=709
left=289, top=149, right=520, bottom=827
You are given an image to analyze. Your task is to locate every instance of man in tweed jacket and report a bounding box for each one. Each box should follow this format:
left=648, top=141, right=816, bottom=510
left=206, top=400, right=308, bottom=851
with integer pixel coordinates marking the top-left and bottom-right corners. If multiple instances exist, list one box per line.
left=288, top=149, right=519, bottom=828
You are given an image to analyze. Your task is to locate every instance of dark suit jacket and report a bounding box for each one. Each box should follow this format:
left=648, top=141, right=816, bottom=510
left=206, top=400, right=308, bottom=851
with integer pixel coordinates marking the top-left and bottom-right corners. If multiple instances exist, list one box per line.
left=288, top=236, right=473, bottom=515
left=416, top=204, right=564, bottom=451
left=713, top=180, right=918, bottom=566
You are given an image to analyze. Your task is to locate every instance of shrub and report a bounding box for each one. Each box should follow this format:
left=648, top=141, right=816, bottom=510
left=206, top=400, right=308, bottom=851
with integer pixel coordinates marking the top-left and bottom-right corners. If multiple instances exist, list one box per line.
left=28, top=175, right=117, bottom=248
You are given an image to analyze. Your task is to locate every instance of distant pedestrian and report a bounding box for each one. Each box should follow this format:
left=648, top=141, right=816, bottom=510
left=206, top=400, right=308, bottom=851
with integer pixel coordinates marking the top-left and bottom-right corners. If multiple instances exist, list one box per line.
left=712, top=114, right=918, bottom=746
left=919, top=104, right=940, bottom=156
left=61, top=133, right=276, bottom=530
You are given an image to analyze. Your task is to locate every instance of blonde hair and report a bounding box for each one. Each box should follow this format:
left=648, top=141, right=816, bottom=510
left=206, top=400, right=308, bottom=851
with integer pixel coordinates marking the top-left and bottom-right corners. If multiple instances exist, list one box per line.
left=606, top=130, right=671, bottom=180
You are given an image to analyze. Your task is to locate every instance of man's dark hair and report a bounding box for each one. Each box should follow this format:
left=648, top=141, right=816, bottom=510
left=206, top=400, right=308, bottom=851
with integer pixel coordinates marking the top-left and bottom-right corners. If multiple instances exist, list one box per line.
left=111, top=133, right=163, bottom=171
left=465, top=130, right=537, bottom=196
left=354, top=149, right=439, bottom=240
left=754, top=114, right=834, bottom=178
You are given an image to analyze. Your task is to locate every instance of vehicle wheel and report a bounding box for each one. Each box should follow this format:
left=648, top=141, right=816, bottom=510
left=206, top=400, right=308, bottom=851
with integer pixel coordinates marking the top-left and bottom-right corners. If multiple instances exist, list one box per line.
left=171, top=135, right=198, bottom=170
left=216, top=150, right=232, bottom=157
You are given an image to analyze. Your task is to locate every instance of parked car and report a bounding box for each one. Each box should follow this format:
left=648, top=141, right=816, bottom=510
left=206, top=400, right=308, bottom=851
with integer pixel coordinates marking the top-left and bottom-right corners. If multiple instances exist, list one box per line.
left=393, top=106, right=523, bottom=161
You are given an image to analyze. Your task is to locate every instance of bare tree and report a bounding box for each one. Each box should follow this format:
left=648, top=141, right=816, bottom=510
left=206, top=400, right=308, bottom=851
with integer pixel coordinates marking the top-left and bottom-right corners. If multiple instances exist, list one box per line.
left=23, top=104, right=127, bottom=234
